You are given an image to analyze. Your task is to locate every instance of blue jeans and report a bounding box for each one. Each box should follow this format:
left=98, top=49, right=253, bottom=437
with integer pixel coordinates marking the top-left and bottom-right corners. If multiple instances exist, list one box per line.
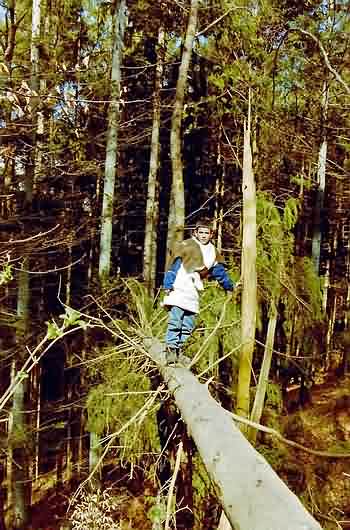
left=165, top=306, right=196, bottom=349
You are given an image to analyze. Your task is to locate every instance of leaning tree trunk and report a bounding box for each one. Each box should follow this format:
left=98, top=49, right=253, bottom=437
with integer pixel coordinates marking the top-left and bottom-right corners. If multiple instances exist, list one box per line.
left=236, top=111, right=257, bottom=424
left=143, top=27, right=164, bottom=295
left=146, top=340, right=322, bottom=530
left=248, top=296, right=279, bottom=444
left=98, top=0, right=127, bottom=279
left=167, top=0, right=199, bottom=250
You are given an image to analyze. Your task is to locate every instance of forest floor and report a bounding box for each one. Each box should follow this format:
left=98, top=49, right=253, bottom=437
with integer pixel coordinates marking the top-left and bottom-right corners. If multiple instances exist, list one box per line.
left=275, top=374, right=350, bottom=530
left=30, top=375, right=350, bottom=530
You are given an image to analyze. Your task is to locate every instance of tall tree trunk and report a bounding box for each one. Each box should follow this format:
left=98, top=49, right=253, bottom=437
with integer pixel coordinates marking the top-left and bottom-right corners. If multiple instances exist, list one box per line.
left=94, top=0, right=127, bottom=479
left=7, top=264, right=30, bottom=529
left=2, top=0, right=16, bottom=215
left=248, top=298, right=279, bottom=444
left=6, top=0, right=41, bottom=520
left=236, top=109, right=257, bottom=424
left=143, top=27, right=164, bottom=295
left=312, top=84, right=328, bottom=274
left=98, top=0, right=127, bottom=278
left=167, top=0, right=199, bottom=249
left=214, top=127, right=224, bottom=254
left=146, top=340, right=322, bottom=530
left=162, top=6, right=199, bottom=505
left=31, top=363, right=41, bottom=490
left=26, top=0, right=41, bottom=204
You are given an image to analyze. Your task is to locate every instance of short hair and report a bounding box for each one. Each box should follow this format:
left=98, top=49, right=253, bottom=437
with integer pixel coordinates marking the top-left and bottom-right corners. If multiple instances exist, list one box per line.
left=194, top=218, right=213, bottom=231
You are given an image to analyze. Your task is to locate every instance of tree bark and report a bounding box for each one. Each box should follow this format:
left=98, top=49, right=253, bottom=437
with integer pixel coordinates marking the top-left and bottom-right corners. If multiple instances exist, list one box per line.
left=98, top=0, right=127, bottom=279
left=214, top=127, right=224, bottom=254
left=312, top=84, right=328, bottom=274
left=94, top=0, right=127, bottom=482
left=8, top=263, right=30, bottom=528
left=146, top=340, right=322, bottom=530
left=167, top=0, right=199, bottom=249
left=26, top=0, right=41, bottom=204
left=249, top=299, right=279, bottom=444
left=236, top=112, right=257, bottom=423
left=143, top=27, right=164, bottom=295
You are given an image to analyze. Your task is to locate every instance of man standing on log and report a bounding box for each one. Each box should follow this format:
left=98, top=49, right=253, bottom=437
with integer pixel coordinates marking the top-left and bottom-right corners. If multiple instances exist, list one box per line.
left=163, top=218, right=235, bottom=364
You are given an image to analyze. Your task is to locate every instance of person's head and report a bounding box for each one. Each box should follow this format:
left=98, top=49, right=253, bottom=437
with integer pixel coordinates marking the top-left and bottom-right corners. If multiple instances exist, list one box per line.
left=193, top=218, right=214, bottom=245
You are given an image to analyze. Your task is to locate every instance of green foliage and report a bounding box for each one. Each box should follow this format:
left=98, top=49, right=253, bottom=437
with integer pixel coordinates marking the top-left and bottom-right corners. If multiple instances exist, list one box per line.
left=46, top=306, right=89, bottom=339
left=283, top=197, right=299, bottom=231
left=46, top=320, right=63, bottom=340
left=192, top=454, right=211, bottom=497
left=328, top=440, right=350, bottom=454
left=265, top=382, right=283, bottom=413
left=290, top=173, right=313, bottom=191
left=256, top=192, right=297, bottom=300
left=60, top=306, right=88, bottom=329
left=124, top=278, right=167, bottom=339
left=258, top=443, right=288, bottom=471
left=0, top=263, right=13, bottom=286
left=86, top=356, right=160, bottom=462
left=300, top=257, right=323, bottom=321
left=8, top=425, right=31, bottom=449
left=147, top=497, right=166, bottom=526
left=191, top=454, right=217, bottom=529
left=188, top=278, right=241, bottom=375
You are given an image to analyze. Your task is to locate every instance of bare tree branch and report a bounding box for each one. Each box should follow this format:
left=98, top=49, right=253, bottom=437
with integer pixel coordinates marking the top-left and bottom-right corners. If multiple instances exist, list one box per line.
left=297, top=28, right=350, bottom=95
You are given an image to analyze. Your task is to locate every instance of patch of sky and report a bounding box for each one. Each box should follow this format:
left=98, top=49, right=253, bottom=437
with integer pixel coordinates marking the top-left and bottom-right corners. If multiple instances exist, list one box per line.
left=53, top=81, right=88, bottom=120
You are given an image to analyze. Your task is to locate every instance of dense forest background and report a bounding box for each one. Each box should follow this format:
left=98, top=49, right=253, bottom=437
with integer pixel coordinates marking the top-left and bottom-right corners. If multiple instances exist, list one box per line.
left=0, top=0, right=349, bottom=528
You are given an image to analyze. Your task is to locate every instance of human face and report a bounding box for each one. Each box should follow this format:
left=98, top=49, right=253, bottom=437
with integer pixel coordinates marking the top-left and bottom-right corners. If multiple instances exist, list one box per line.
left=195, top=227, right=212, bottom=245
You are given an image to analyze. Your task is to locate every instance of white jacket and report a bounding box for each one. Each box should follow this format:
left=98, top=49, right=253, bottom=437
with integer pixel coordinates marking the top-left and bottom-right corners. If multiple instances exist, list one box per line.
left=163, top=240, right=217, bottom=313
left=163, top=266, right=203, bottom=313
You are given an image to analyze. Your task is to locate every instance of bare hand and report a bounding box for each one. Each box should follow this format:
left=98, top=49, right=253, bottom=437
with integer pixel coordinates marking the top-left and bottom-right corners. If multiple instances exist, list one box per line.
left=226, top=291, right=233, bottom=302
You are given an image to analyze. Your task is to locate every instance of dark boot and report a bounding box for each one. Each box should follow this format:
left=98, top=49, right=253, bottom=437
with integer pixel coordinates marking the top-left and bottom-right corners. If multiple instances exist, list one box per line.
left=165, top=346, right=179, bottom=365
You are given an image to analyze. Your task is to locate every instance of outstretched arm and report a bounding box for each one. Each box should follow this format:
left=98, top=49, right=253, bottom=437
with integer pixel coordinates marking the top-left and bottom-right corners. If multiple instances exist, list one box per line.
left=209, top=263, right=235, bottom=291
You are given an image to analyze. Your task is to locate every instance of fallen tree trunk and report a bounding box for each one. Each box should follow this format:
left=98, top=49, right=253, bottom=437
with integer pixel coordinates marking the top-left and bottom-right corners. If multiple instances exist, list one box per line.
left=146, top=340, right=322, bottom=530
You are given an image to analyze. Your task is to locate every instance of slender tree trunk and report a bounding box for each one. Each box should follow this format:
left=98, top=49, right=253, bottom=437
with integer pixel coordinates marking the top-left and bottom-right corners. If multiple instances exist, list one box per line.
left=9, top=2, right=42, bottom=521
left=31, top=364, right=41, bottom=487
left=2, top=0, right=16, bottom=214
left=312, top=84, right=328, bottom=274
left=98, top=0, right=127, bottom=278
left=6, top=0, right=41, bottom=518
left=77, top=353, right=86, bottom=481
left=143, top=27, right=164, bottom=295
left=167, top=0, right=199, bottom=249
left=236, top=108, right=257, bottom=424
left=94, top=0, right=127, bottom=481
left=5, top=362, right=14, bottom=530
left=7, top=264, right=30, bottom=528
left=249, top=298, right=279, bottom=444
left=88, top=431, right=101, bottom=484
left=214, top=128, right=224, bottom=254
left=26, top=0, right=41, bottom=204
left=325, top=290, right=337, bottom=369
